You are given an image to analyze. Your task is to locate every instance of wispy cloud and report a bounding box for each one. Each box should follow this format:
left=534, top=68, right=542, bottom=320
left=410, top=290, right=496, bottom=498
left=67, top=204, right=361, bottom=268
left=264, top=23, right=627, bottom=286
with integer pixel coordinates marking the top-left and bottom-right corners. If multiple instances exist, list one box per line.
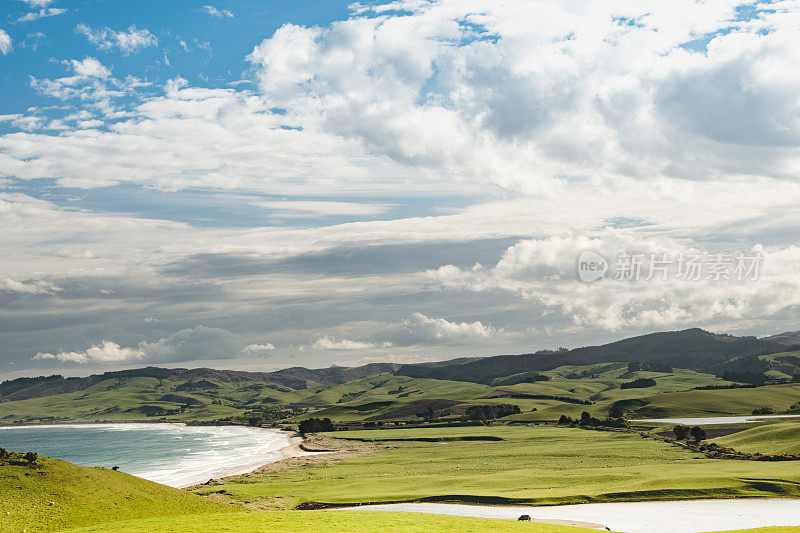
left=18, top=8, right=66, bottom=22
left=259, top=200, right=393, bottom=217
left=76, top=24, right=157, bottom=54
left=313, top=336, right=387, bottom=350
left=18, top=0, right=55, bottom=6
left=203, top=5, right=233, bottom=18
left=0, top=29, right=11, bottom=55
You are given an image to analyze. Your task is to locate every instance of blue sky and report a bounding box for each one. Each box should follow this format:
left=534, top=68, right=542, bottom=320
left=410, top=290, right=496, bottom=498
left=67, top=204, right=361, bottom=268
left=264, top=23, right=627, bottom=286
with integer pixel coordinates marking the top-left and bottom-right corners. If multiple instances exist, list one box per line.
left=1, top=1, right=349, bottom=113
left=1, top=0, right=800, bottom=378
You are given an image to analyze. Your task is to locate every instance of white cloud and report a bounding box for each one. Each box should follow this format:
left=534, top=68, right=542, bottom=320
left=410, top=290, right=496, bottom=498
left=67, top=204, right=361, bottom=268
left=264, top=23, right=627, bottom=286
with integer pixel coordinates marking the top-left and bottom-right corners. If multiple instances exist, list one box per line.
left=0, top=277, right=62, bottom=294
left=243, top=343, right=276, bottom=352
left=31, top=327, right=244, bottom=365
left=203, top=5, right=233, bottom=19
left=259, top=200, right=392, bottom=217
left=312, top=336, right=387, bottom=350
left=76, top=24, right=158, bottom=54
left=138, top=326, right=241, bottom=362
left=18, top=0, right=54, bottom=6
left=18, top=8, right=66, bottom=22
left=371, top=312, right=497, bottom=346
left=247, top=1, right=800, bottom=191
left=429, top=232, right=800, bottom=331
left=33, top=341, right=144, bottom=364
left=0, top=29, right=11, bottom=55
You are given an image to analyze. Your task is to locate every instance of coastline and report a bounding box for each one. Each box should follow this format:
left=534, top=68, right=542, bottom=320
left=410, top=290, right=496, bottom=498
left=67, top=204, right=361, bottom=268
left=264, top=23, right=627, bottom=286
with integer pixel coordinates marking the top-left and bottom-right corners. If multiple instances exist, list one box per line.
left=1, top=422, right=298, bottom=488
left=180, top=429, right=343, bottom=488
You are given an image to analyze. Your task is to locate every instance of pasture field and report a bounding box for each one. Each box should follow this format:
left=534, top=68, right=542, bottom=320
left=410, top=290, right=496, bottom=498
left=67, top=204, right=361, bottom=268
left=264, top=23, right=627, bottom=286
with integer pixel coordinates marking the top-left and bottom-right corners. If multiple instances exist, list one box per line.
left=712, top=422, right=800, bottom=454
left=61, top=510, right=593, bottom=533
left=198, top=426, right=800, bottom=510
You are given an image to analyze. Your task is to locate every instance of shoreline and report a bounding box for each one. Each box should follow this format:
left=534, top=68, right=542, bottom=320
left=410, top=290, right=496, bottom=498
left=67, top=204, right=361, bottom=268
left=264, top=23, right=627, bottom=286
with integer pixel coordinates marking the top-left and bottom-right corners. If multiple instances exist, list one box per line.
left=1, top=422, right=301, bottom=488
left=181, top=430, right=340, bottom=488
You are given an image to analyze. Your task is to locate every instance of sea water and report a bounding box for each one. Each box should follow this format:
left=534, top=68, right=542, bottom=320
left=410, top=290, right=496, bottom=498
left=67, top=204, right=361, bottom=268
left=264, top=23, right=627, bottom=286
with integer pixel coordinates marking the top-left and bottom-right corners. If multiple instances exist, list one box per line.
left=0, top=423, right=290, bottom=487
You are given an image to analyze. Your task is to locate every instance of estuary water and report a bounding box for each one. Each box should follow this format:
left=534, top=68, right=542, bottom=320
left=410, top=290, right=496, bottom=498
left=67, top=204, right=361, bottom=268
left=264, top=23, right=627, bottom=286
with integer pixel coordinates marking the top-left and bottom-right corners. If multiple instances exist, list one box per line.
left=630, top=414, right=800, bottom=425
left=0, top=423, right=291, bottom=487
left=348, top=499, right=800, bottom=532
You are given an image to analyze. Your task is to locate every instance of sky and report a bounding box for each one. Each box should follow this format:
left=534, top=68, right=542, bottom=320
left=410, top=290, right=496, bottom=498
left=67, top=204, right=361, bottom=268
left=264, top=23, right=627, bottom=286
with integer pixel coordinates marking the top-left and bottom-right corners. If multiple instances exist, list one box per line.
left=1, top=0, right=800, bottom=380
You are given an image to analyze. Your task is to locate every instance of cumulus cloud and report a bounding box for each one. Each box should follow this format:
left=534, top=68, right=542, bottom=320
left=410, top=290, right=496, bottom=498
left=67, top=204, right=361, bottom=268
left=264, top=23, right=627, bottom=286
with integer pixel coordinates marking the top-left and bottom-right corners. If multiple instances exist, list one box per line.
left=33, top=341, right=144, bottom=364
left=0, top=277, right=62, bottom=294
left=76, top=24, right=158, bottom=54
left=247, top=1, right=800, bottom=191
left=203, top=5, right=233, bottom=18
left=31, top=326, right=243, bottom=365
left=243, top=343, right=276, bottom=352
left=312, top=336, right=387, bottom=350
left=0, top=29, right=11, bottom=55
left=138, top=326, right=241, bottom=362
left=18, top=8, right=66, bottom=22
left=429, top=232, right=800, bottom=331
left=3, top=77, right=417, bottom=191
left=370, top=312, right=497, bottom=346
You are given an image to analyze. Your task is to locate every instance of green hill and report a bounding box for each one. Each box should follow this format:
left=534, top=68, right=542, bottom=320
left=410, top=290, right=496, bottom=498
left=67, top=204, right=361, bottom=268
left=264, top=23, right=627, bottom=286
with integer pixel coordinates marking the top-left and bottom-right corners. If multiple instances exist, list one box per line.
left=396, top=329, right=782, bottom=384
left=0, top=451, right=229, bottom=533
left=712, top=422, right=800, bottom=455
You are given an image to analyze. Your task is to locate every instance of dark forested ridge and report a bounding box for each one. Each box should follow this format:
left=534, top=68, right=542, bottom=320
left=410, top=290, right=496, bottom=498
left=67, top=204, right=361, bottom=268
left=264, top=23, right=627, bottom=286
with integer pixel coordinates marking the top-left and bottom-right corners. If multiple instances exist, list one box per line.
left=396, top=328, right=784, bottom=384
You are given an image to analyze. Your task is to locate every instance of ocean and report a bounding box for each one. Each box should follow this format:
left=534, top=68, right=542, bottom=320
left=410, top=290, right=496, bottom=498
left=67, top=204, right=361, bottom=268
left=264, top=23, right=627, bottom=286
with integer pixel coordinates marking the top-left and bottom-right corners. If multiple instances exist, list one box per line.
left=0, top=423, right=291, bottom=487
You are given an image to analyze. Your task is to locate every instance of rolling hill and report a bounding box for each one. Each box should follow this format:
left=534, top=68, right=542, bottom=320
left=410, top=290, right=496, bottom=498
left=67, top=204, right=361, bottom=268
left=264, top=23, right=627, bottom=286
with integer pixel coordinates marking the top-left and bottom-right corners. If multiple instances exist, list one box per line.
left=0, top=451, right=228, bottom=533
left=396, top=329, right=783, bottom=384
left=1, top=328, right=797, bottom=426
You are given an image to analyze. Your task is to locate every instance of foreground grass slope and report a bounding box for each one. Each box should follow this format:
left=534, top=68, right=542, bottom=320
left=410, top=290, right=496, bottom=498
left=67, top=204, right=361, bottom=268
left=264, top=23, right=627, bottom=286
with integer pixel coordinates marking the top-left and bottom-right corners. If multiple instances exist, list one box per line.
left=713, top=422, right=800, bottom=454
left=200, top=426, right=800, bottom=509
left=0, top=455, right=229, bottom=533
left=62, top=510, right=595, bottom=533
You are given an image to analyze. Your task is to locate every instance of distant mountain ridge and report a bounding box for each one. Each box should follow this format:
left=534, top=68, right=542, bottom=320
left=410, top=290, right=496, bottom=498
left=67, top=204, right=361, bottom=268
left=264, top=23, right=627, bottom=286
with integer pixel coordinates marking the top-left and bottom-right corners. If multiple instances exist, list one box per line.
left=764, top=331, right=800, bottom=346
left=396, top=328, right=784, bottom=384
left=0, top=363, right=401, bottom=403
left=1, top=328, right=790, bottom=402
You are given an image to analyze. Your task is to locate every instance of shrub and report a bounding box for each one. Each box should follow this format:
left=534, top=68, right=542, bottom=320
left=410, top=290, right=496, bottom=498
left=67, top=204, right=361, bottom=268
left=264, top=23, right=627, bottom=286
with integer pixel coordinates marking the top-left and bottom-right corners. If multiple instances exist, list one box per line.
left=298, top=417, right=335, bottom=434
left=690, top=426, right=707, bottom=442
left=673, top=424, right=690, bottom=440
left=24, top=452, right=38, bottom=465
left=620, top=378, right=657, bottom=389
left=464, top=404, right=521, bottom=422
left=751, top=406, right=776, bottom=415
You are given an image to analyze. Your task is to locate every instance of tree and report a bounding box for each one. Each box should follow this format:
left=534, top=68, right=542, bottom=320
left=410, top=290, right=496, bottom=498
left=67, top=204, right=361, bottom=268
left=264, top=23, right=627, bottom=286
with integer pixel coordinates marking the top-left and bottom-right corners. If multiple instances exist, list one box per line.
left=558, top=414, right=573, bottom=425
left=299, top=417, right=335, bottom=434
left=673, top=425, right=690, bottom=440
left=689, top=426, right=707, bottom=442
left=24, top=452, right=38, bottom=465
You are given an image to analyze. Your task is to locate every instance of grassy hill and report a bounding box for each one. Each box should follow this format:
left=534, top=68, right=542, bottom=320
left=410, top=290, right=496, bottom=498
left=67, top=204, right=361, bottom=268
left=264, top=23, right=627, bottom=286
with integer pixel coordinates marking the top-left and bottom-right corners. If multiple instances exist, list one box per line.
left=763, top=331, right=800, bottom=346
left=2, top=329, right=797, bottom=427
left=611, top=383, right=800, bottom=419
left=712, top=422, right=800, bottom=454
left=0, top=452, right=229, bottom=533
left=396, top=329, right=782, bottom=384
